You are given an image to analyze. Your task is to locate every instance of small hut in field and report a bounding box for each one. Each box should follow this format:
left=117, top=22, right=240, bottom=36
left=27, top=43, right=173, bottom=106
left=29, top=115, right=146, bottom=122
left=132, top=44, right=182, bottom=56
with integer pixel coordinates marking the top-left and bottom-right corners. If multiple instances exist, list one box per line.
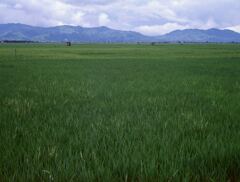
left=66, top=41, right=71, bottom=46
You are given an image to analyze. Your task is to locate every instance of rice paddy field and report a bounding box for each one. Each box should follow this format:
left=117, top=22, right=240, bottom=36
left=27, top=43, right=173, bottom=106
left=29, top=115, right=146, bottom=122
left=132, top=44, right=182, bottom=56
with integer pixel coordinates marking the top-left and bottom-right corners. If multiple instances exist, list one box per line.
left=0, top=43, right=240, bottom=181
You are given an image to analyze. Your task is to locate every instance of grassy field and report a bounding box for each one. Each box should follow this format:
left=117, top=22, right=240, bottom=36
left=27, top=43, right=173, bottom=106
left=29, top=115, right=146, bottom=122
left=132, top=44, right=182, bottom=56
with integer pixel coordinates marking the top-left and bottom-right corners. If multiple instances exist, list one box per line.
left=0, top=43, right=240, bottom=181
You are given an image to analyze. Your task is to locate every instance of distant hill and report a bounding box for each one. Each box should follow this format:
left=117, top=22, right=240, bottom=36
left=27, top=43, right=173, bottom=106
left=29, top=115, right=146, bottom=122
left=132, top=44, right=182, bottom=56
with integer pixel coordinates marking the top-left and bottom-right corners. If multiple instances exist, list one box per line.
left=1, top=23, right=240, bottom=43
left=160, top=29, right=240, bottom=42
left=0, top=23, right=150, bottom=43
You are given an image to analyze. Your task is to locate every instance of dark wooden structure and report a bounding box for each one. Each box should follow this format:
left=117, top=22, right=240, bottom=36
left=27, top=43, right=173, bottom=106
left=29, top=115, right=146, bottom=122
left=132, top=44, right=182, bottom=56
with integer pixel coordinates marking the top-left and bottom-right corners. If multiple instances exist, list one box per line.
left=66, top=42, right=72, bottom=46
left=151, top=42, right=156, bottom=46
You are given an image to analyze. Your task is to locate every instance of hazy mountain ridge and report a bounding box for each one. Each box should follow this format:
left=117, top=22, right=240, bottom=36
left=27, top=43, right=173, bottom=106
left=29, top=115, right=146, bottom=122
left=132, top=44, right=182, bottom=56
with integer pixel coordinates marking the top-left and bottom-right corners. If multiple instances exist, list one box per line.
left=1, top=23, right=240, bottom=43
left=160, top=28, right=240, bottom=42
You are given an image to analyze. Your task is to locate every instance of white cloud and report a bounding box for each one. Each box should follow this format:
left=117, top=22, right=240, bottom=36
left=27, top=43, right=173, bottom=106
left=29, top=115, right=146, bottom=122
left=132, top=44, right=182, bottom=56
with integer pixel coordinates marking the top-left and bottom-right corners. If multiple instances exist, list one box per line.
left=14, top=3, right=22, bottom=9
left=98, top=13, right=110, bottom=26
left=135, top=23, right=189, bottom=35
left=227, top=25, right=240, bottom=33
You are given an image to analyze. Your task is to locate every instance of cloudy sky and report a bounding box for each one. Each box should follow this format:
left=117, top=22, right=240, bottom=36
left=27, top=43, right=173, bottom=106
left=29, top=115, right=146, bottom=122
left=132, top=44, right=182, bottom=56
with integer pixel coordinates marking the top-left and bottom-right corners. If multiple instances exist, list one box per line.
left=0, top=0, right=240, bottom=35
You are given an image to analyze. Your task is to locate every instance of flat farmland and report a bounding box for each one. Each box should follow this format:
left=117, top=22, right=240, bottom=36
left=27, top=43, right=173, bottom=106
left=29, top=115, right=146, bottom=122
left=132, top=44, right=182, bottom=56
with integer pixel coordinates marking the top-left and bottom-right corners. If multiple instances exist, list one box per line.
left=0, top=44, right=240, bottom=181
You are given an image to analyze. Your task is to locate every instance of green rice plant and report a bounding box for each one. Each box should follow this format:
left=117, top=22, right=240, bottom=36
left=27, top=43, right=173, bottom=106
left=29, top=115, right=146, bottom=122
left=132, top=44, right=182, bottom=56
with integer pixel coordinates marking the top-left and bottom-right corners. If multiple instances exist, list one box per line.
left=0, top=43, right=240, bottom=181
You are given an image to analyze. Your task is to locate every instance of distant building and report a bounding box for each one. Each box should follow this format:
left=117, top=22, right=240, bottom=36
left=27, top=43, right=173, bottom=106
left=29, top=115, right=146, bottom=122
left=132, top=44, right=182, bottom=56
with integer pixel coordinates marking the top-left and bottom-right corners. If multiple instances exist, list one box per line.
left=151, top=42, right=156, bottom=46
left=66, top=41, right=72, bottom=46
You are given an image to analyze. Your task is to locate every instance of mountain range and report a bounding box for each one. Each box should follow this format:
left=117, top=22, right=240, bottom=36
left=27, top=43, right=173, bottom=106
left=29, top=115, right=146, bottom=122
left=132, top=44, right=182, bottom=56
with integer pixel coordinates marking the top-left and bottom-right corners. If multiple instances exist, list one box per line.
left=1, top=23, right=240, bottom=43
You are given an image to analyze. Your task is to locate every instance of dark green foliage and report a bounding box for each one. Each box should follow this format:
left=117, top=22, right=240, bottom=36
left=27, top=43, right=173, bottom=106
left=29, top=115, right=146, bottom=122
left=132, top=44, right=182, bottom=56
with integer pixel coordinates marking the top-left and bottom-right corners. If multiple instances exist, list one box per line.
left=0, top=44, right=240, bottom=181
